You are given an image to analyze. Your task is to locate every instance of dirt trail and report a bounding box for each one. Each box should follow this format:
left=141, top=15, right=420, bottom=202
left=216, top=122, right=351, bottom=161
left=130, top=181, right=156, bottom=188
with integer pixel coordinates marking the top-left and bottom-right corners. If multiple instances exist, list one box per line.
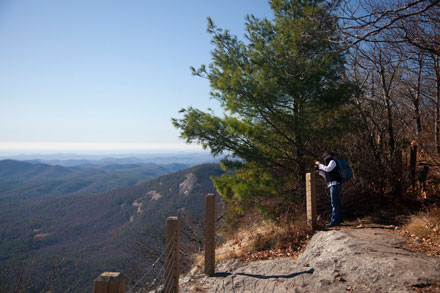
left=180, top=228, right=440, bottom=292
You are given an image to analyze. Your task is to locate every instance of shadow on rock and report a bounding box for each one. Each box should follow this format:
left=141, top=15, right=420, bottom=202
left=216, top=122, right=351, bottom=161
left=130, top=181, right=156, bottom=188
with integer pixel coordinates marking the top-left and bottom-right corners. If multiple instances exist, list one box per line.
left=236, top=268, right=314, bottom=279
left=209, top=272, right=232, bottom=278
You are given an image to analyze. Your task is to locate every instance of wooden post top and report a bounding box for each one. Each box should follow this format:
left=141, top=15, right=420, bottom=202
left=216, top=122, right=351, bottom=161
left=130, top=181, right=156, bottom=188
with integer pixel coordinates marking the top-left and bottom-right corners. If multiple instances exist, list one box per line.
left=94, top=272, right=126, bottom=293
left=95, top=272, right=124, bottom=281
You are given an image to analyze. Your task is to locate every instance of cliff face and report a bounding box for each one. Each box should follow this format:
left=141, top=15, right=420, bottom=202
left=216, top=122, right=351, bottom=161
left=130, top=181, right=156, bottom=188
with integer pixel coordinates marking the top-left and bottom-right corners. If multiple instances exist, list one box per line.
left=180, top=228, right=440, bottom=292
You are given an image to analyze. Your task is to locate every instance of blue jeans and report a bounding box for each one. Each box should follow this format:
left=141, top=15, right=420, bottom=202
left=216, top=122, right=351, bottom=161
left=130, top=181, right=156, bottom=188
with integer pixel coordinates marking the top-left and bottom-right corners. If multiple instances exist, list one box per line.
left=329, top=184, right=343, bottom=225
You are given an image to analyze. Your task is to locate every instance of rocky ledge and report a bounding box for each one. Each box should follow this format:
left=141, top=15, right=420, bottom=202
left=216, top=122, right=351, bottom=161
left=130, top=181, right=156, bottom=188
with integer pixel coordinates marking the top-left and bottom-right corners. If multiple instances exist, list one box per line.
left=180, top=228, right=440, bottom=292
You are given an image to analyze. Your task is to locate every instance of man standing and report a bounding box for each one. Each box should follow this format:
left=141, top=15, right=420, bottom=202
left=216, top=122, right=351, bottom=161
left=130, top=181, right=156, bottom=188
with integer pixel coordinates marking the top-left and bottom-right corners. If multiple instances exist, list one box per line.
left=315, top=151, right=343, bottom=227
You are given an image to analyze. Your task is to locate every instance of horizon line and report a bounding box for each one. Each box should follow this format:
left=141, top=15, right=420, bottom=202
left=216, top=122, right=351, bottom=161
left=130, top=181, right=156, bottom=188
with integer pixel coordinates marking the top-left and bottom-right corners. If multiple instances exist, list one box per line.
left=0, top=142, right=204, bottom=153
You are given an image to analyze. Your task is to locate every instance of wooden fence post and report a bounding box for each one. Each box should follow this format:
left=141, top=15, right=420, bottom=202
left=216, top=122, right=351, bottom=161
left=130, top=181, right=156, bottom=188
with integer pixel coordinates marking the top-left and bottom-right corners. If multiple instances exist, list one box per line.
left=306, top=172, right=317, bottom=229
left=205, top=194, right=216, bottom=275
left=165, top=217, right=180, bottom=293
left=93, top=272, right=126, bottom=293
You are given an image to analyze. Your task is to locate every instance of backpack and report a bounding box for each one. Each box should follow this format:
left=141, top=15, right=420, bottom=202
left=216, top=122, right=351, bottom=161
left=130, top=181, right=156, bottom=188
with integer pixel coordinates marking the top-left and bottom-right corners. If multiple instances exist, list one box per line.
left=336, top=158, right=352, bottom=183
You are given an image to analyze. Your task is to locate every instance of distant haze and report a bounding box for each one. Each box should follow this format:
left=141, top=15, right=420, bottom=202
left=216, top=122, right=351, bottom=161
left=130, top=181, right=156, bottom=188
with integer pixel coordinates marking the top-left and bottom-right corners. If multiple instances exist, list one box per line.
left=0, top=142, right=204, bottom=155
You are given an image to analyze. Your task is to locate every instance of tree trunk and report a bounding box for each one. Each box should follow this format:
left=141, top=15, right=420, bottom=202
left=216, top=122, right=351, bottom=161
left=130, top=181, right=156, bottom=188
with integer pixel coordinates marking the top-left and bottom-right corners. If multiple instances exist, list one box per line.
left=374, top=49, right=396, bottom=160
left=414, top=55, right=423, bottom=138
left=293, top=99, right=306, bottom=181
left=410, top=143, right=417, bottom=187
left=380, top=63, right=395, bottom=157
left=434, top=55, right=440, bottom=154
left=437, top=84, right=440, bottom=154
left=393, top=149, right=402, bottom=195
left=384, top=96, right=395, bottom=156
left=414, top=98, right=422, bottom=137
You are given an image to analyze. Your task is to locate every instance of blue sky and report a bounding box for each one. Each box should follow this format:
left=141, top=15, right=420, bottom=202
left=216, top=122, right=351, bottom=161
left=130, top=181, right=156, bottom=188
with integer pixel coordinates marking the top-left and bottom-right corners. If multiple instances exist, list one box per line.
left=0, top=0, right=273, bottom=154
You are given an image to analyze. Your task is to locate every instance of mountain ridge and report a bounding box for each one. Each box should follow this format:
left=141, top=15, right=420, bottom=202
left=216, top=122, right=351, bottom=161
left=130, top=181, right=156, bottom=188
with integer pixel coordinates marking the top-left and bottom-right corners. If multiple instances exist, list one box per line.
left=0, top=159, right=189, bottom=200
left=0, top=162, right=224, bottom=292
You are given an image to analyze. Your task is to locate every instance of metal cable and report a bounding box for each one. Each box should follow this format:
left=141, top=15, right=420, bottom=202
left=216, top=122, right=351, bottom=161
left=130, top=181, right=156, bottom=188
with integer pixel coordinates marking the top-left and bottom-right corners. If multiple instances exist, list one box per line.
left=163, top=257, right=176, bottom=293
left=127, top=232, right=177, bottom=292
left=154, top=272, right=165, bottom=293
left=146, top=261, right=166, bottom=292
left=148, top=233, right=177, bottom=292
left=164, top=257, right=175, bottom=283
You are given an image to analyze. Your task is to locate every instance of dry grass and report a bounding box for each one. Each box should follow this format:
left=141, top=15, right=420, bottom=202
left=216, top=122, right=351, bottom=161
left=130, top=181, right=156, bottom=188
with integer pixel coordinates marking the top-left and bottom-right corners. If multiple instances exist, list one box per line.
left=214, top=217, right=313, bottom=263
left=215, top=221, right=275, bottom=262
left=400, top=205, right=440, bottom=255
left=429, top=205, right=440, bottom=228
left=186, top=217, right=314, bottom=275
left=405, top=216, right=432, bottom=239
left=400, top=152, right=440, bottom=250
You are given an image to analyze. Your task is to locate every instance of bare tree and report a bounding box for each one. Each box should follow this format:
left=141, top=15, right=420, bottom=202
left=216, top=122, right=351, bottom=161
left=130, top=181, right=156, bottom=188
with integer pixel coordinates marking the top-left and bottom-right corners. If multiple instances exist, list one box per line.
left=432, top=54, right=440, bottom=153
left=338, top=0, right=440, bottom=55
left=339, top=0, right=440, bottom=194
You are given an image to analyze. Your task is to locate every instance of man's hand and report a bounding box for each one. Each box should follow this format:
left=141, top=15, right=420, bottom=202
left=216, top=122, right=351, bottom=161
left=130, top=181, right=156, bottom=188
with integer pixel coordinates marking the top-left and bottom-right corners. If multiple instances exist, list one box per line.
left=314, top=161, right=320, bottom=171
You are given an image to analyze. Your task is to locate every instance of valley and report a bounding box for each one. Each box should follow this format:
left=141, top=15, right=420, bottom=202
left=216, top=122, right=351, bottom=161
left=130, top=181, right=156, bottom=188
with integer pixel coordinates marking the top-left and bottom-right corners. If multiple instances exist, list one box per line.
left=0, top=159, right=189, bottom=201
left=0, top=159, right=223, bottom=292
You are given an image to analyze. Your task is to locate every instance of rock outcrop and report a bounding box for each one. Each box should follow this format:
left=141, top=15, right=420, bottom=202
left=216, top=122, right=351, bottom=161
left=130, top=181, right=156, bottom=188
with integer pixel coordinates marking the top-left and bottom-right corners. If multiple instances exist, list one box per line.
left=181, top=228, right=440, bottom=292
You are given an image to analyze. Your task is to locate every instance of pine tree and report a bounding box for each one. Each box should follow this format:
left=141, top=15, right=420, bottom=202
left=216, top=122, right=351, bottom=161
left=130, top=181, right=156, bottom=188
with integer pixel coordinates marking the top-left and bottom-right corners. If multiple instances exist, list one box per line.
left=173, top=0, right=356, bottom=216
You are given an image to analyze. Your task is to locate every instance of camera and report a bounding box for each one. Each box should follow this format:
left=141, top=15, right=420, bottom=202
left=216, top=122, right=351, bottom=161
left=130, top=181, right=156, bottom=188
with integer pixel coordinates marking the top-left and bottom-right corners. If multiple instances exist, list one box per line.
left=313, top=165, right=319, bottom=171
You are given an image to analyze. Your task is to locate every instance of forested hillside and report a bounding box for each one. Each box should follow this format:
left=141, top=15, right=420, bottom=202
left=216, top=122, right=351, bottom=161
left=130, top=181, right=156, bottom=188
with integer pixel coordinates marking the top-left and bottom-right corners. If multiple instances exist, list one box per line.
left=0, top=163, right=223, bottom=292
left=0, top=159, right=187, bottom=200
